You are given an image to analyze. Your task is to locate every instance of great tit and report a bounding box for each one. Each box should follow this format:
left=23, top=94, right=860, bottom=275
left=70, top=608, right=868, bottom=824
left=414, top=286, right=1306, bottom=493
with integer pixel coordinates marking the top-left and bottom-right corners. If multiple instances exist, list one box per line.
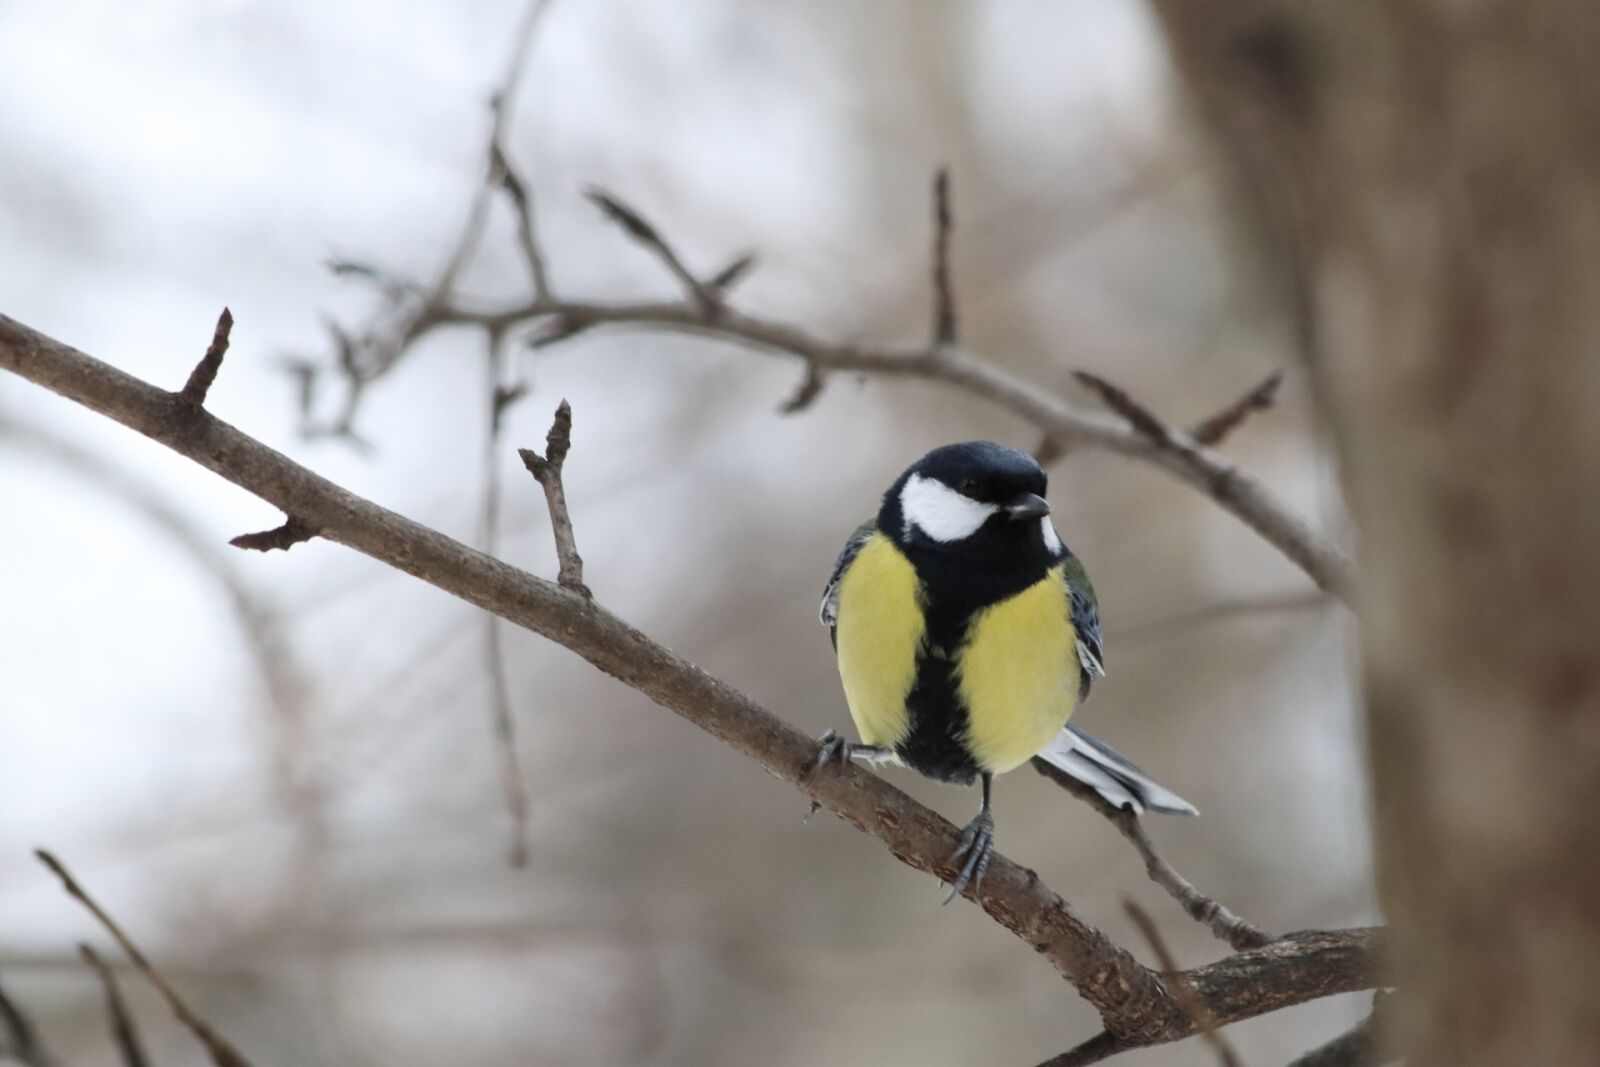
left=817, top=441, right=1196, bottom=900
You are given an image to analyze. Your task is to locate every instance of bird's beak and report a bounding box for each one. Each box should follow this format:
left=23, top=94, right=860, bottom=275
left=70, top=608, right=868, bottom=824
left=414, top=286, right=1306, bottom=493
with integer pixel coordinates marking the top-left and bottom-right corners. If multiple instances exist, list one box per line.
left=1004, top=493, right=1051, bottom=521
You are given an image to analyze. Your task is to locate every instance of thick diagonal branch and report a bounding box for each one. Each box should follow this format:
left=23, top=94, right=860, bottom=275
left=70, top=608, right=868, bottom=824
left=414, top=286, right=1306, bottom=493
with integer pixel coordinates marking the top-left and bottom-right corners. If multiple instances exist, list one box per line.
left=0, top=313, right=1379, bottom=1052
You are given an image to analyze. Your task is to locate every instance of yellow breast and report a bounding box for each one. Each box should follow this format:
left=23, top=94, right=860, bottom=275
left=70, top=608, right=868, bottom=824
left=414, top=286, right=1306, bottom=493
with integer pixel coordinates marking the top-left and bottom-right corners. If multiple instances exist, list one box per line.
left=956, top=564, right=1080, bottom=773
left=834, top=533, right=923, bottom=750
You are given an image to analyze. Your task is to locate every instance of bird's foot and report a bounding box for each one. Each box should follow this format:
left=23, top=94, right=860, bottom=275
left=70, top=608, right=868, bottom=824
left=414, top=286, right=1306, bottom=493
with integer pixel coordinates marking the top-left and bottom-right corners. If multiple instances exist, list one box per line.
left=813, top=728, right=852, bottom=772
left=943, top=809, right=995, bottom=904
left=812, top=729, right=892, bottom=774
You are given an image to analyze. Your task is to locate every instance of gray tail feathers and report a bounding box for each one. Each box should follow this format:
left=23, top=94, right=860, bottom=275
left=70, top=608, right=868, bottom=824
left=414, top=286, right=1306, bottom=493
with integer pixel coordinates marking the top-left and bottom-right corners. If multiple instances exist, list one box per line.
left=1036, top=724, right=1198, bottom=816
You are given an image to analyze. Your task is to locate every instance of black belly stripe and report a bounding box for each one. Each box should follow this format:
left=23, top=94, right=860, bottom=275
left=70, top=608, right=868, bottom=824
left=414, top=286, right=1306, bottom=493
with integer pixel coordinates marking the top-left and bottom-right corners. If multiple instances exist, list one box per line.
left=898, top=645, right=981, bottom=785
left=895, top=591, right=983, bottom=785
left=887, top=535, right=1059, bottom=786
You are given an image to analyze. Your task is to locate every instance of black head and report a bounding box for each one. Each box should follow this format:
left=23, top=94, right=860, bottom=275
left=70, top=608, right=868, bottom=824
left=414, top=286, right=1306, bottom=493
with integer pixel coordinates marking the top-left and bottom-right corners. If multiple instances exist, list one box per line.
left=878, top=441, right=1063, bottom=584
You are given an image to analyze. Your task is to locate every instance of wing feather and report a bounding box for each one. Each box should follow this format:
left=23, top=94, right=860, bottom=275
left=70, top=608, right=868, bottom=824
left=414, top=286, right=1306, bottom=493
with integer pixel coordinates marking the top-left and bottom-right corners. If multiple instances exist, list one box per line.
left=1061, top=551, right=1104, bottom=701
left=820, top=520, right=877, bottom=647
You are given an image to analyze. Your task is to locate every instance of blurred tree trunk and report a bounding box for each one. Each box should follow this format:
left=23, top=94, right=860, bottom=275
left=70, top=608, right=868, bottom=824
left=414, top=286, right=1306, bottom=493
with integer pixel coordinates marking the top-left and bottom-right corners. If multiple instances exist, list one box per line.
left=1151, top=2, right=1600, bottom=1064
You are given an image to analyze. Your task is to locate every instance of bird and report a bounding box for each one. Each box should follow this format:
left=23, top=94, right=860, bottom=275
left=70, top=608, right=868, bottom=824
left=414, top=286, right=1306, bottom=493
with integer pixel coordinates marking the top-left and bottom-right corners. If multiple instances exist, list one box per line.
left=816, top=441, right=1196, bottom=901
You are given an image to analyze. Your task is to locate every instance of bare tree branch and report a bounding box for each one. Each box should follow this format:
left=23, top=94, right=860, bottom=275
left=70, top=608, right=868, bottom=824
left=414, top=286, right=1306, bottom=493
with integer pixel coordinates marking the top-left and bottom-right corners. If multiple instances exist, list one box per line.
left=296, top=0, right=1351, bottom=606
left=1037, top=1031, right=1127, bottom=1067
left=1286, top=995, right=1392, bottom=1067
left=178, top=307, right=233, bottom=407
left=0, top=313, right=1381, bottom=1055
left=0, top=971, right=57, bottom=1067
left=1125, top=899, right=1246, bottom=1067
left=434, top=0, right=552, bottom=301
left=80, top=944, right=151, bottom=1067
left=518, top=399, right=589, bottom=597
left=585, top=187, right=717, bottom=314
left=1110, top=591, right=1330, bottom=645
left=1033, top=431, right=1068, bottom=467
left=490, top=141, right=550, bottom=301
left=777, top=359, right=826, bottom=414
left=455, top=293, right=1352, bottom=600
left=706, top=251, right=757, bottom=297
left=931, top=167, right=957, bottom=347
left=483, top=604, right=531, bottom=869
left=1117, top=809, right=1272, bottom=952
left=294, top=0, right=556, bottom=442
left=35, top=849, right=254, bottom=1067
left=317, top=162, right=1353, bottom=600
left=1073, top=370, right=1173, bottom=446
left=229, top=515, right=318, bottom=552
left=483, top=327, right=532, bottom=868
left=1190, top=371, right=1283, bottom=447
left=1032, top=759, right=1272, bottom=952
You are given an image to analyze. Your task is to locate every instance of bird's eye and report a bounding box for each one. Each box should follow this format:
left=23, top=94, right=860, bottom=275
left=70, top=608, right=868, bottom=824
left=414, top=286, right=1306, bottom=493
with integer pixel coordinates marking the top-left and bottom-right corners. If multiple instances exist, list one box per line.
left=959, top=476, right=982, bottom=496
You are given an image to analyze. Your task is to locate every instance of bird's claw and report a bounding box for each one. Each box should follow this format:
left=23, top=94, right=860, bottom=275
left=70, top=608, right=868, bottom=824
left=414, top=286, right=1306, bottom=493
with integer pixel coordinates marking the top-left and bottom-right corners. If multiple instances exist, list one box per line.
left=942, top=809, right=995, bottom=904
left=813, top=728, right=851, bottom=772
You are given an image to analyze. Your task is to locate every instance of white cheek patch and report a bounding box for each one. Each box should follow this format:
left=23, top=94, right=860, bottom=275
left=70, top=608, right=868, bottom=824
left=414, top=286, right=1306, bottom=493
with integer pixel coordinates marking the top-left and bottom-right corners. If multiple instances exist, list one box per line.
left=900, top=474, right=997, bottom=542
left=1036, top=518, right=1062, bottom=556
left=1041, top=518, right=1062, bottom=555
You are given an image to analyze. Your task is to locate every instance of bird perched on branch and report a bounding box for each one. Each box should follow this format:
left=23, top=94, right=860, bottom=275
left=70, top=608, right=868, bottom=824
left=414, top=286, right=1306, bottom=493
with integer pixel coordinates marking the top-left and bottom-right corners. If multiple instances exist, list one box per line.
left=818, top=441, right=1195, bottom=901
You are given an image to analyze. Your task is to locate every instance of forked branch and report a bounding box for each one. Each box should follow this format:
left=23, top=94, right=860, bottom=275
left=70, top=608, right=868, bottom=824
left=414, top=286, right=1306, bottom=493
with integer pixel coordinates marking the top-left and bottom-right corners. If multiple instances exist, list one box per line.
left=518, top=399, right=589, bottom=597
left=35, top=850, right=254, bottom=1067
left=1032, top=758, right=1272, bottom=952
left=313, top=159, right=1354, bottom=601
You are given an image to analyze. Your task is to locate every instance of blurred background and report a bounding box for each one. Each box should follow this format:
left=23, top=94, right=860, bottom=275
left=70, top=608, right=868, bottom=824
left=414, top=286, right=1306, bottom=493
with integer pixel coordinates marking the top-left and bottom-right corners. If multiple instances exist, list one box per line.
left=0, top=2, right=1374, bottom=1064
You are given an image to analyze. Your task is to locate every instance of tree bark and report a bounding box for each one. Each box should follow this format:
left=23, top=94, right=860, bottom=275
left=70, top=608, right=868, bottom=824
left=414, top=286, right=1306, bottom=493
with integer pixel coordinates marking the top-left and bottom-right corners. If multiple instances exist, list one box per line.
left=1150, top=2, right=1600, bottom=1064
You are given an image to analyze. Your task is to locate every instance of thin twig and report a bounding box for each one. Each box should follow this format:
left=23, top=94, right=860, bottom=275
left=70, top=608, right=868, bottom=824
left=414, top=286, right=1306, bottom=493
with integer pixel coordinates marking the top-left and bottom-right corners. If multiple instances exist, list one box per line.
left=302, top=17, right=1352, bottom=605
left=585, top=187, right=716, bottom=315
left=706, top=252, right=757, bottom=297
left=1073, top=369, right=1172, bottom=445
left=931, top=168, right=957, bottom=347
left=1286, top=994, right=1393, bottom=1067
left=178, top=307, right=233, bottom=406
left=1035, top=1031, right=1128, bottom=1067
left=229, top=515, right=318, bottom=552
left=0, top=971, right=56, bottom=1067
left=317, top=275, right=1354, bottom=600
left=34, top=850, right=255, bottom=1067
left=1034, top=432, right=1068, bottom=467
left=1117, top=808, right=1272, bottom=951
left=1, top=315, right=1383, bottom=1056
left=518, top=399, right=590, bottom=596
left=1125, top=899, right=1246, bottom=1067
left=1033, top=758, right=1272, bottom=951
left=1190, top=370, right=1283, bottom=446
left=80, top=944, right=150, bottom=1067
left=294, top=0, right=556, bottom=441
left=1111, top=590, right=1330, bottom=645
left=500, top=297, right=1353, bottom=597
left=491, top=141, right=551, bottom=300
left=482, top=327, right=531, bottom=867
left=434, top=0, right=553, bottom=300
left=484, top=609, right=531, bottom=867
left=778, top=360, right=826, bottom=414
